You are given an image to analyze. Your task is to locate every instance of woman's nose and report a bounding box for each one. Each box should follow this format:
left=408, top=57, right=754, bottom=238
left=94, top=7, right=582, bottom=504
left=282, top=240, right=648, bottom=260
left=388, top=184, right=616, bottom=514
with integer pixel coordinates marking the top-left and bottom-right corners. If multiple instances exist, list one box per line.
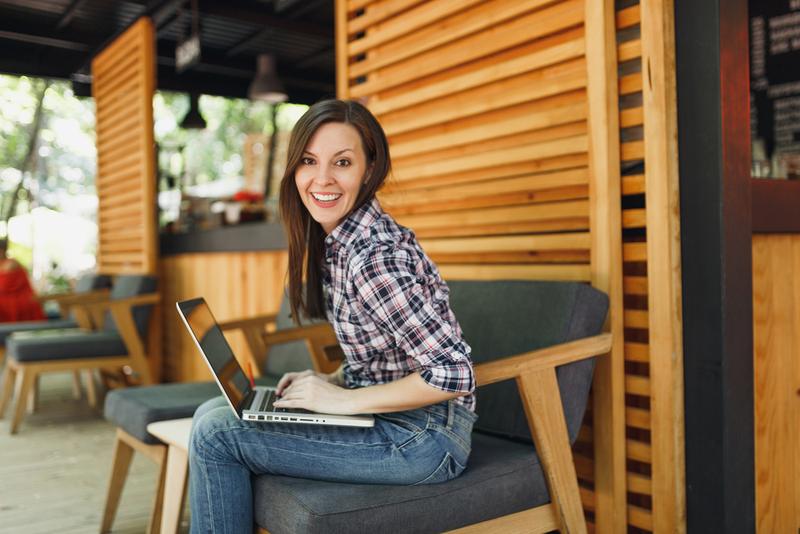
left=311, top=169, right=334, bottom=185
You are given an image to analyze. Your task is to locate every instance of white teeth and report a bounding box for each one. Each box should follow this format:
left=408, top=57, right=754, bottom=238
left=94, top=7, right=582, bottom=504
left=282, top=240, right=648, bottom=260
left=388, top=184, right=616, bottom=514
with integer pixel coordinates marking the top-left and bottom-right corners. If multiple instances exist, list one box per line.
left=312, top=193, right=342, bottom=202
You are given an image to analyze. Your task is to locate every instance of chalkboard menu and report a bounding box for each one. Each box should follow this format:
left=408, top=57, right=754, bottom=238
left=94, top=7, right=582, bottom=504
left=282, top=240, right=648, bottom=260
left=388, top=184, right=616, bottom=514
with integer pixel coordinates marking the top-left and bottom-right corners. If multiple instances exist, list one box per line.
left=750, top=0, right=800, bottom=178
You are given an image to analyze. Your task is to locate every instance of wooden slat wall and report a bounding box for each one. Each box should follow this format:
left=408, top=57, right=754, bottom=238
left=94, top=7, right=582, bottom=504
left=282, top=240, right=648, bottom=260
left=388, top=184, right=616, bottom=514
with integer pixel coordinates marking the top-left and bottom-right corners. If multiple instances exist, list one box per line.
left=92, top=18, right=157, bottom=275
left=161, top=251, right=288, bottom=382
left=337, top=0, right=685, bottom=532
left=752, top=235, right=800, bottom=534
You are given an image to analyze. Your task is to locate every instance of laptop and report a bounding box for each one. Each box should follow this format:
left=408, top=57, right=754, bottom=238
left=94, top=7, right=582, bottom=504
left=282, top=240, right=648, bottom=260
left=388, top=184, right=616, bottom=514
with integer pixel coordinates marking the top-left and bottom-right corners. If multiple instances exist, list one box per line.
left=176, top=297, right=374, bottom=427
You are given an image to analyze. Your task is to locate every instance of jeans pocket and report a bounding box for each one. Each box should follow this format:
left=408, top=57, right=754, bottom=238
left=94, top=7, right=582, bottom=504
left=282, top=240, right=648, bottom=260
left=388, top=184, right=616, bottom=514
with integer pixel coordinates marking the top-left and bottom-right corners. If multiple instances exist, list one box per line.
left=377, top=412, right=427, bottom=450
left=412, top=452, right=466, bottom=486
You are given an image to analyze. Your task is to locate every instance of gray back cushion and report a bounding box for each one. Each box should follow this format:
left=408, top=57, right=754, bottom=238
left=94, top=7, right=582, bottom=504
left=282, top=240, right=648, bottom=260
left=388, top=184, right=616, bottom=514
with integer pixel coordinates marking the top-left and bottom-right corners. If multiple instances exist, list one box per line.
left=103, top=275, right=158, bottom=339
left=74, top=273, right=112, bottom=293
left=447, top=281, right=608, bottom=444
left=262, top=292, right=317, bottom=379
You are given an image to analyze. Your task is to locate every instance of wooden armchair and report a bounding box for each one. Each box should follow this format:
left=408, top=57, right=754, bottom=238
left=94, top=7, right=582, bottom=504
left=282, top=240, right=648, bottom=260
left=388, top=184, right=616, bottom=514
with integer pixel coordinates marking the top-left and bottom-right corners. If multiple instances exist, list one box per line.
left=0, top=275, right=160, bottom=434
left=237, top=280, right=611, bottom=533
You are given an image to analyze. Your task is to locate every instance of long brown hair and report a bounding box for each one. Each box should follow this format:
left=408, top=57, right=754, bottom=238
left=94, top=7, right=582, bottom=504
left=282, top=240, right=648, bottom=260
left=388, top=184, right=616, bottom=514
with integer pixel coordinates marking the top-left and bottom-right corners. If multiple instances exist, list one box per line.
left=279, top=99, right=391, bottom=323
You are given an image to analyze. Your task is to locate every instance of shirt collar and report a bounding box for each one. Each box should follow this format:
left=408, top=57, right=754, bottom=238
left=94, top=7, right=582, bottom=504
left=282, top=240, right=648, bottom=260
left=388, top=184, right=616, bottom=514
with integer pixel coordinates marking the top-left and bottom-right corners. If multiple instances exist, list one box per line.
left=326, top=197, right=383, bottom=249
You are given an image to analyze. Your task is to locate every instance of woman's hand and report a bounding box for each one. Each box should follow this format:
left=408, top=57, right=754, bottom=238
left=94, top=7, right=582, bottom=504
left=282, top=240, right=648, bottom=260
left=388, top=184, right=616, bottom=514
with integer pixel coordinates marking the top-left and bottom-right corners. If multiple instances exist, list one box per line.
left=273, top=373, right=356, bottom=414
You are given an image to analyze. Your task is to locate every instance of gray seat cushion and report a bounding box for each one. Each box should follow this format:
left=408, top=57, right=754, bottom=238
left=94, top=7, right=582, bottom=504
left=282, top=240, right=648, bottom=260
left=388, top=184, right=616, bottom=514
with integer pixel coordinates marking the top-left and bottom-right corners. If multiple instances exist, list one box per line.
left=104, top=376, right=280, bottom=445
left=103, top=274, right=158, bottom=338
left=7, top=329, right=128, bottom=362
left=254, top=432, right=548, bottom=534
left=447, top=280, right=608, bottom=443
left=105, top=382, right=224, bottom=444
left=0, top=319, right=77, bottom=346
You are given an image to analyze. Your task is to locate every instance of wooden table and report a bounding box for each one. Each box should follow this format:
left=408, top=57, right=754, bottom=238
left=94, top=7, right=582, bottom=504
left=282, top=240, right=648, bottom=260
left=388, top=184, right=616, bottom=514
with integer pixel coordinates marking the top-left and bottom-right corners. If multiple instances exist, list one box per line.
left=146, top=418, right=193, bottom=534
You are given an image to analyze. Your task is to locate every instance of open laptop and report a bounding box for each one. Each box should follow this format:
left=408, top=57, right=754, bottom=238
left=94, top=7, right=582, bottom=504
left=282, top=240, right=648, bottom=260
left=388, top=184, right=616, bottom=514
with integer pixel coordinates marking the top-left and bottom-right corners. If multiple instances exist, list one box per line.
left=176, top=297, right=374, bottom=427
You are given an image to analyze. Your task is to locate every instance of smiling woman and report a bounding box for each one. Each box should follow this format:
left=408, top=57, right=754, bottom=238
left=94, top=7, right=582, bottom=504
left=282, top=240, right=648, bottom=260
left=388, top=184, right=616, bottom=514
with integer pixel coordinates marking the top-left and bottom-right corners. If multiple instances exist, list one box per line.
left=188, top=99, right=478, bottom=533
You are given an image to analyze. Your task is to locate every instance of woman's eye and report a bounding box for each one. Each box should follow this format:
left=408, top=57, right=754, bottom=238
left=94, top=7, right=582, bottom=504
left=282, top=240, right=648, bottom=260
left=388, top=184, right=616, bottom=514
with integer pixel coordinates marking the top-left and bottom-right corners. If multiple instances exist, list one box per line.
left=301, top=157, right=315, bottom=165
left=335, top=159, right=351, bottom=167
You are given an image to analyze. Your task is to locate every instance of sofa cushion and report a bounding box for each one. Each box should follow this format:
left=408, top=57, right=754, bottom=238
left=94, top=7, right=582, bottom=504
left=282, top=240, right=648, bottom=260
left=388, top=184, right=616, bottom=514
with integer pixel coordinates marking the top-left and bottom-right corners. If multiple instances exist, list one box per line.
left=446, top=281, right=608, bottom=443
left=7, top=329, right=127, bottom=362
left=0, top=319, right=77, bottom=346
left=253, top=432, right=548, bottom=534
left=104, top=377, right=279, bottom=445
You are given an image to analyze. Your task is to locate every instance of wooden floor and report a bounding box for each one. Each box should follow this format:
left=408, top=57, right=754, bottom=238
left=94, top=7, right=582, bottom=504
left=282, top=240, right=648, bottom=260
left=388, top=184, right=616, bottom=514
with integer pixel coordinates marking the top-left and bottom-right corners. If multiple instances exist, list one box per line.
left=0, top=371, right=189, bottom=533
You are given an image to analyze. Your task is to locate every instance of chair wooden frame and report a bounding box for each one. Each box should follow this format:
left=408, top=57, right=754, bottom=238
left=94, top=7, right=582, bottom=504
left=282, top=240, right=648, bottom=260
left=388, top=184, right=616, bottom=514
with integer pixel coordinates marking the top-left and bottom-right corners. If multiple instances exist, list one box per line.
left=222, top=314, right=612, bottom=534
left=0, top=292, right=160, bottom=434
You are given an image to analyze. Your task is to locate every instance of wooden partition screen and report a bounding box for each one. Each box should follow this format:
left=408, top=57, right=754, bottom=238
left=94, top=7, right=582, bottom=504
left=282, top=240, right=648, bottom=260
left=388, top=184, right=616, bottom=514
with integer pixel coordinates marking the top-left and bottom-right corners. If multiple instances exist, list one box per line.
left=92, top=18, right=157, bottom=275
left=336, top=0, right=684, bottom=532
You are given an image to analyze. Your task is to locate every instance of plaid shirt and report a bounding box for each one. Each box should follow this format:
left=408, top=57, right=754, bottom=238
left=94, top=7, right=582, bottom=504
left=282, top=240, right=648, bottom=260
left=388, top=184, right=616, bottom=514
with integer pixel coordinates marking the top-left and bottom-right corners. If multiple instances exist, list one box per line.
left=322, top=198, right=476, bottom=411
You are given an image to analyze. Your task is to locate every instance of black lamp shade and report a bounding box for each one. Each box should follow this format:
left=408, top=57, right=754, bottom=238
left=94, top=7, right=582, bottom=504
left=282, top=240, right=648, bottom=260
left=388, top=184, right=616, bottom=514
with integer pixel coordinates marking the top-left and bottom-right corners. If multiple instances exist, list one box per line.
left=249, top=54, right=288, bottom=103
left=181, top=93, right=206, bottom=129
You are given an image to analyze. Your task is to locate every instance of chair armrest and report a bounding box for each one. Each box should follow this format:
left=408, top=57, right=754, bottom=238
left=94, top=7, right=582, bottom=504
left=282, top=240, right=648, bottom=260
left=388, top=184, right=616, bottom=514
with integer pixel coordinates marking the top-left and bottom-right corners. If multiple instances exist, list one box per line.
left=474, top=333, right=612, bottom=387
left=36, top=288, right=110, bottom=306
left=261, top=323, right=336, bottom=345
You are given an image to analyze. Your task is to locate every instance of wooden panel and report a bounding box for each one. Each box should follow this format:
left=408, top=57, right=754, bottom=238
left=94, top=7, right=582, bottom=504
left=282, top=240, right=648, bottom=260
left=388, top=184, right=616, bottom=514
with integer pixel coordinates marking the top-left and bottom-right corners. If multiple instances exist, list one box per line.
left=92, top=17, right=156, bottom=275
left=160, top=251, right=288, bottom=382
left=641, top=1, right=686, bottom=532
left=752, top=235, right=800, bottom=533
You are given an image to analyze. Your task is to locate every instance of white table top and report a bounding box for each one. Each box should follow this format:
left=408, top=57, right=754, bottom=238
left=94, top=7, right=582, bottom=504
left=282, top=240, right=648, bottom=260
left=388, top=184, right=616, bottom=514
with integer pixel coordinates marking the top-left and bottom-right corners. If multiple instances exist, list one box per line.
left=147, top=418, right=193, bottom=450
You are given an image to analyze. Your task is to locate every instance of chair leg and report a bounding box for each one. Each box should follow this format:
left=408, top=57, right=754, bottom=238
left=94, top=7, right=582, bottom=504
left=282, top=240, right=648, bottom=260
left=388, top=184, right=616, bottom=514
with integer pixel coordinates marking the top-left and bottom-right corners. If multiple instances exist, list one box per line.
left=100, top=431, right=136, bottom=533
left=0, top=363, right=17, bottom=419
left=148, top=449, right=168, bottom=534
left=28, top=373, right=41, bottom=414
left=10, top=366, right=36, bottom=434
left=85, top=369, right=98, bottom=408
left=72, top=370, right=83, bottom=399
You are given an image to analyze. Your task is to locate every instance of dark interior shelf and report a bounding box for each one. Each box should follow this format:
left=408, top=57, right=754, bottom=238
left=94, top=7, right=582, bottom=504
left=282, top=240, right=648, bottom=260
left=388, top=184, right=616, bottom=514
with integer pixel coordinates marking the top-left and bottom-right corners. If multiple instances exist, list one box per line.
left=751, top=178, right=800, bottom=233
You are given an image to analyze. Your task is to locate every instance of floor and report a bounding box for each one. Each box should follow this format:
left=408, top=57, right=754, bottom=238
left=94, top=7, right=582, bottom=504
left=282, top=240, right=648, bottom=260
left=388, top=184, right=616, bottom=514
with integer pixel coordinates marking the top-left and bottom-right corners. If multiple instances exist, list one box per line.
left=0, top=371, right=189, bottom=533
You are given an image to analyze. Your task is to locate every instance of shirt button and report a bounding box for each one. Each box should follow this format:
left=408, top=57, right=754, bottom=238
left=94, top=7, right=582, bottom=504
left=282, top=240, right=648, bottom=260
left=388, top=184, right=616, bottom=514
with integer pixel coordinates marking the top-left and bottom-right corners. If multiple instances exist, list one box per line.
left=325, top=236, right=333, bottom=245
left=326, top=257, right=332, bottom=264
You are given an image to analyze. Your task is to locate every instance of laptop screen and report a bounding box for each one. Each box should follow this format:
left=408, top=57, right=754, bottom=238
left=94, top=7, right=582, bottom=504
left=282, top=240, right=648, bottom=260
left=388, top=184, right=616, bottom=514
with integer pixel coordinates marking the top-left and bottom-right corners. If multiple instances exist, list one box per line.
left=177, top=298, right=251, bottom=408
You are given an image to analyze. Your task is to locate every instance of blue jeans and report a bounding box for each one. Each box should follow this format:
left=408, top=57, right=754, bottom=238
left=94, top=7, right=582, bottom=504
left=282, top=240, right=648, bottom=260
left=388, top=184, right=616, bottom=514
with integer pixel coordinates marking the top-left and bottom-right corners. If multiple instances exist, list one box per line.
left=188, top=397, right=478, bottom=533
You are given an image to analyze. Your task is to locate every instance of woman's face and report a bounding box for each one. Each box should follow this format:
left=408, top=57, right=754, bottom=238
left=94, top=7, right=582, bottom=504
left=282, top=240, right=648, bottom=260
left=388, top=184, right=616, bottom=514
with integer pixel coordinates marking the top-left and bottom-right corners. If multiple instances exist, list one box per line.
left=294, top=122, right=368, bottom=234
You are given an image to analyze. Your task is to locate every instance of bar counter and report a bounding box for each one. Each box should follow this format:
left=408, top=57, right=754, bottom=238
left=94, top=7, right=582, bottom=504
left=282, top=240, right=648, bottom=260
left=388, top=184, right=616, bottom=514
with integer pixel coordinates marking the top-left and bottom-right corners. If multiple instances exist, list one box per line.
left=159, top=221, right=287, bottom=255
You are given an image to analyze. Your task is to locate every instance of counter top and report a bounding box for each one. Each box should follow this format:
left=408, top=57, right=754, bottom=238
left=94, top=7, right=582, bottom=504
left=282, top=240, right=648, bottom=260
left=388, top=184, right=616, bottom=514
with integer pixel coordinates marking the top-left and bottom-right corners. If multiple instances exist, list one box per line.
left=159, top=222, right=287, bottom=255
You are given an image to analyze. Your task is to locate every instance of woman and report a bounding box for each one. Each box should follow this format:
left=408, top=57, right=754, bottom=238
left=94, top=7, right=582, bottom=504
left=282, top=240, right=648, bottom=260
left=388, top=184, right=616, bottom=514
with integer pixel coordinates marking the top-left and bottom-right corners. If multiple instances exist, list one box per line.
left=189, top=99, right=476, bottom=533
left=0, top=238, right=45, bottom=323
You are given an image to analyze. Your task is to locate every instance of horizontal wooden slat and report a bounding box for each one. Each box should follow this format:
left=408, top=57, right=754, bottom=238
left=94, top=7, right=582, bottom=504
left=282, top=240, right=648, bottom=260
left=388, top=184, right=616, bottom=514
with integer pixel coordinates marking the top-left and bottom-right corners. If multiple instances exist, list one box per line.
left=628, top=504, right=654, bottom=531
left=347, top=0, right=483, bottom=56
left=382, top=58, right=587, bottom=137
left=627, top=472, right=652, bottom=496
left=623, top=276, right=648, bottom=295
left=100, top=187, right=145, bottom=209
left=421, top=232, right=590, bottom=255
left=620, top=106, right=644, bottom=128
left=624, top=309, right=649, bottom=328
left=395, top=135, right=588, bottom=182
left=440, top=263, right=592, bottom=281
left=100, top=228, right=144, bottom=243
left=626, top=375, right=650, bottom=396
left=623, top=242, right=647, bottom=262
left=622, top=208, right=646, bottom=229
left=369, top=31, right=584, bottom=116
left=384, top=185, right=588, bottom=217
left=346, top=0, right=374, bottom=13
left=431, top=250, right=590, bottom=264
left=414, top=218, right=589, bottom=239
left=388, top=90, right=587, bottom=159
left=100, top=239, right=145, bottom=253
left=397, top=200, right=589, bottom=231
left=98, top=252, right=145, bottom=264
left=625, top=342, right=650, bottom=362
left=97, top=171, right=142, bottom=197
left=349, top=0, right=584, bottom=97
left=626, top=407, right=651, bottom=430
left=622, top=173, right=645, bottom=195
left=627, top=438, right=652, bottom=462
left=622, top=140, right=644, bottom=161
left=616, top=4, right=641, bottom=30
left=351, top=0, right=560, bottom=77
left=93, top=64, right=142, bottom=102
left=389, top=153, right=589, bottom=191
left=619, top=73, right=642, bottom=96
left=98, top=205, right=142, bottom=224
left=618, top=39, right=641, bottom=62
left=348, top=0, right=427, bottom=34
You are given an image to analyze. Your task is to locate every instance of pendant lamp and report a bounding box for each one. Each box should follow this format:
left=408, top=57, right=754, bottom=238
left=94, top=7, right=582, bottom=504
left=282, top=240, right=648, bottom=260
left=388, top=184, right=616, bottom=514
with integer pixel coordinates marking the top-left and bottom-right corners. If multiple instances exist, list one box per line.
left=180, top=93, right=206, bottom=129
left=248, top=54, right=288, bottom=103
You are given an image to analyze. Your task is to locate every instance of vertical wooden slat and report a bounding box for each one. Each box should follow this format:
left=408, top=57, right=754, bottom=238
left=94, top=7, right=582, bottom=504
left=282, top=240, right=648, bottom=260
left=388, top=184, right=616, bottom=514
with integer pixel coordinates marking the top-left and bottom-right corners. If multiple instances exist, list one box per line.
left=585, top=0, right=627, bottom=532
left=640, top=1, right=686, bottom=533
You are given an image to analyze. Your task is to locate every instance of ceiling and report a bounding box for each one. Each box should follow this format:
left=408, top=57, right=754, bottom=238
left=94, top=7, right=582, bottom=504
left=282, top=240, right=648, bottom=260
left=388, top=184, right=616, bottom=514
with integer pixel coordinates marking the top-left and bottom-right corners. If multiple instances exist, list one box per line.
left=0, top=0, right=336, bottom=104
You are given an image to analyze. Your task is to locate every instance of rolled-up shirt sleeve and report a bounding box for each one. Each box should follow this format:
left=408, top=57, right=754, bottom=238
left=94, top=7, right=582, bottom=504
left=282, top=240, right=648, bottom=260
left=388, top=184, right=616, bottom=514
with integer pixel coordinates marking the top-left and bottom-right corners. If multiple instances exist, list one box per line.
left=351, top=247, right=475, bottom=395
